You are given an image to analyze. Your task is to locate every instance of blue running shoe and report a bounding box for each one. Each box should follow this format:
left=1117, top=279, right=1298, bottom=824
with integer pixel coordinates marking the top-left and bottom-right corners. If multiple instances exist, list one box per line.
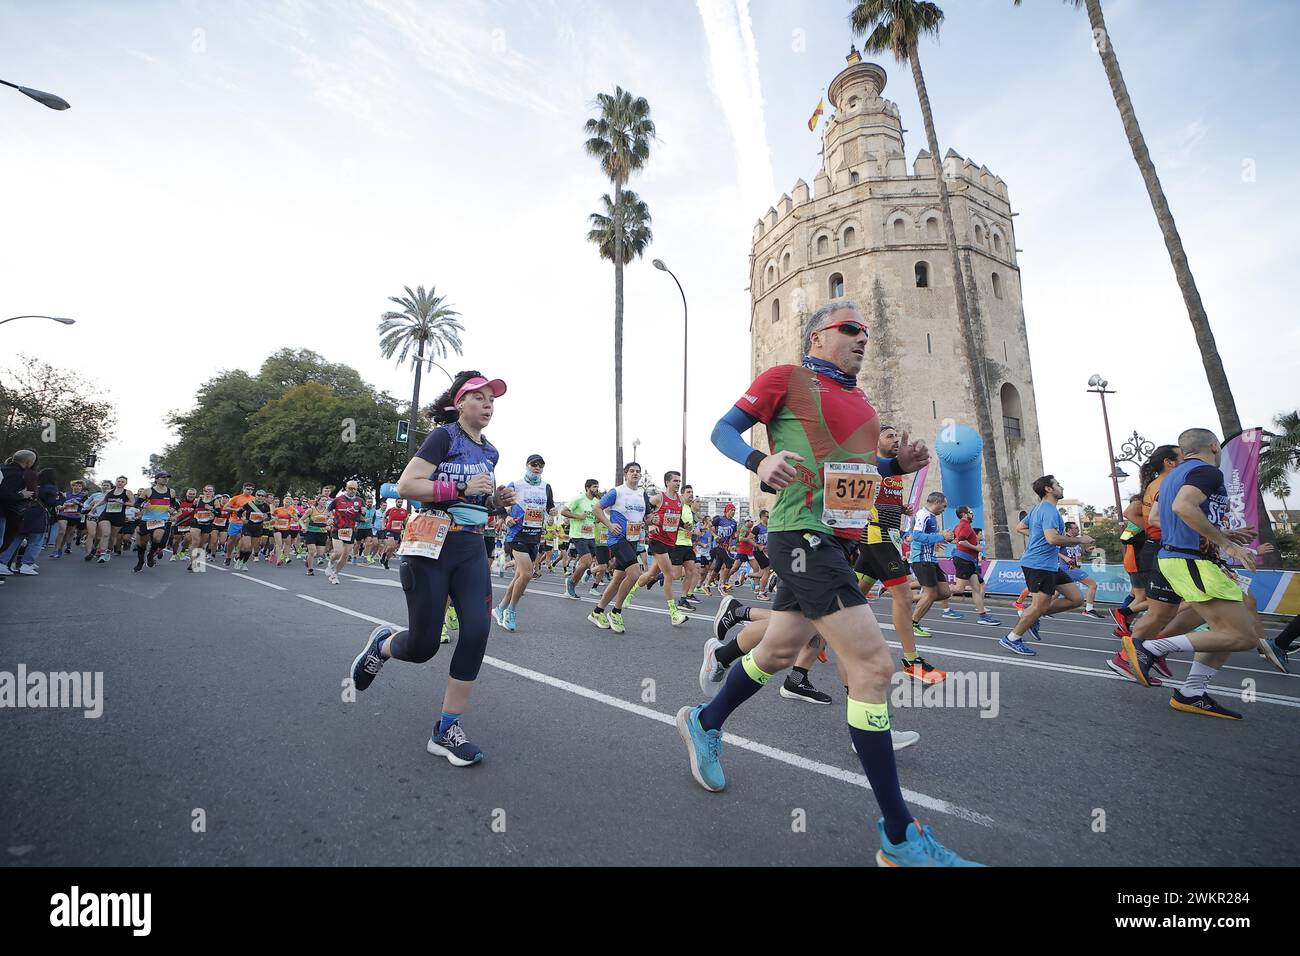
left=998, top=634, right=1037, bottom=657
left=350, top=624, right=394, bottom=691
left=504, top=607, right=518, bottom=632
left=1259, top=637, right=1288, bottom=674
left=876, top=819, right=984, bottom=867
left=941, top=609, right=963, bottom=620
left=976, top=613, right=1000, bottom=626
left=675, top=704, right=725, bottom=792
left=1028, top=619, right=1042, bottom=641
left=491, top=604, right=506, bottom=628
left=427, top=721, right=483, bottom=766
left=565, top=579, right=579, bottom=600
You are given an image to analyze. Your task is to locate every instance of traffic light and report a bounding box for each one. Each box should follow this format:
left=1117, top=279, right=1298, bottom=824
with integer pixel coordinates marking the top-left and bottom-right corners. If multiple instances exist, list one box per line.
left=395, top=420, right=410, bottom=445
left=84, top=453, right=97, bottom=468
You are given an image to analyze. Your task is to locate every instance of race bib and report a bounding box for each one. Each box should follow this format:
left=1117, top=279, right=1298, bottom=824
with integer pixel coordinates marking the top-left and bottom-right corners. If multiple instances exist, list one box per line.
left=105, top=500, right=124, bottom=514
left=822, top=461, right=880, bottom=529
left=61, top=505, right=81, bottom=516
left=390, top=519, right=405, bottom=531
left=1227, top=569, right=1252, bottom=596
left=195, top=509, right=214, bottom=522
left=627, top=521, right=642, bottom=541
left=663, top=512, right=680, bottom=533
left=523, top=506, right=545, bottom=530
left=398, top=511, right=452, bottom=560
left=581, top=522, right=594, bottom=536
left=274, top=518, right=290, bottom=531
left=145, top=520, right=164, bottom=531
left=337, top=527, right=354, bottom=543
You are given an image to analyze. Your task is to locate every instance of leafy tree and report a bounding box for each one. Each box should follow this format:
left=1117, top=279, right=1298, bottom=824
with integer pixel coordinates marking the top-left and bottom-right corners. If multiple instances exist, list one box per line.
left=1085, top=516, right=1124, bottom=563
left=0, top=355, right=116, bottom=487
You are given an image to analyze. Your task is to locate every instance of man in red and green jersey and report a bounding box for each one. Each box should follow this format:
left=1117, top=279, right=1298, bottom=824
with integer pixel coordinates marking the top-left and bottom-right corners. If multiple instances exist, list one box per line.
left=675, top=300, right=979, bottom=867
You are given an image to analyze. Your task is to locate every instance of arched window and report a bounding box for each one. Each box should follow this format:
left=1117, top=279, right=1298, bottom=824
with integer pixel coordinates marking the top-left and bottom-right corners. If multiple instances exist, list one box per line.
left=975, top=224, right=983, bottom=244
left=816, top=235, right=829, bottom=255
left=914, top=261, right=930, bottom=288
left=1001, top=382, right=1023, bottom=440
left=829, top=273, right=845, bottom=298
left=843, top=227, right=856, bottom=248
left=926, top=217, right=940, bottom=240
left=992, top=272, right=1002, bottom=299
left=772, top=298, right=780, bottom=323
left=765, top=264, right=774, bottom=289
left=850, top=171, right=860, bottom=184
left=782, top=251, right=791, bottom=273
left=993, top=232, right=1003, bottom=253
left=893, top=219, right=906, bottom=240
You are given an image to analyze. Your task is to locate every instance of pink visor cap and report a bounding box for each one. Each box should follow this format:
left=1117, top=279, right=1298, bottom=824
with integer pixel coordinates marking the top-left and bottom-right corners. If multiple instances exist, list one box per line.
left=448, top=376, right=507, bottom=410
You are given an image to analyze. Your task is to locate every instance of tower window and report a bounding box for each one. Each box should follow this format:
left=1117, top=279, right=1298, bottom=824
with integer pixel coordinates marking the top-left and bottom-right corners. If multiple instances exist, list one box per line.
left=765, top=264, right=775, bottom=289
left=1004, top=340, right=1008, bottom=361
left=850, top=171, right=860, bottom=184
left=926, top=332, right=932, bottom=354
left=926, top=217, right=939, bottom=240
left=932, top=400, right=937, bottom=420
left=893, top=219, right=905, bottom=240
left=843, top=227, right=856, bottom=247
left=829, top=273, right=845, bottom=298
left=816, top=235, right=829, bottom=255
left=772, top=298, right=780, bottom=323
left=975, top=224, right=983, bottom=244
left=782, top=251, right=791, bottom=272
left=915, top=261, right=930, bottom=288
left=994, top=233, right=1003, bottom=253
left=992, top=272, right=1002, bottom=299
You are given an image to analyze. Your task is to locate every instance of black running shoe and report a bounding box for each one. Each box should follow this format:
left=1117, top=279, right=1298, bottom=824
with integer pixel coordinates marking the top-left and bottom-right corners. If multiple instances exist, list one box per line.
left=779, top=675, right=832, bottom=705
left=1169, top=690, right=1243, bottom=720
left=146, top=550, right=157, bottom=568
left=350, top=624, right=394, bottom=691
left=714, top=595, right=743, bottom=642
left=427, top=721, right=483, bottom=766
left=1121, top=634, right=1157, bottom=688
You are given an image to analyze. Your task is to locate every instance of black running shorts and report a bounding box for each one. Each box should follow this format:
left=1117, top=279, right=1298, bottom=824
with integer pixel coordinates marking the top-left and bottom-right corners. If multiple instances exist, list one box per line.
left=767, top=530, right=868, bottom=620
left=911, top=561, right=944, bottom=589
left=1022, top=566, right=1072, bottom=596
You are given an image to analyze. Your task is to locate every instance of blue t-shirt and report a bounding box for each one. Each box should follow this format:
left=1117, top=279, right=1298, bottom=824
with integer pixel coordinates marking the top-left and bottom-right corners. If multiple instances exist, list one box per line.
left=753, top=523, right=768, bottom=549
left=1157, top=460, right=1227, bottom=559
left=413, top=422, right=500, bottom=526
left=1022, top=501, right=1065, bottom=571
left=712, top=516, right=737, bottom=546
left=360, top=507, right=378, bottom=530
left=910, top=512, right=945, bottom=564
left=696, top=530, right=714, bottom=554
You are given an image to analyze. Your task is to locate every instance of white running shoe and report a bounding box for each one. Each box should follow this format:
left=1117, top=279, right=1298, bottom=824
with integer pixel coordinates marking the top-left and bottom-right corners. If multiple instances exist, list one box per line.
left=698, top=637, right=726, bottom=698
left=18, top=566, right=39, bottom=576
left=852, top=731, right=920, bottom=754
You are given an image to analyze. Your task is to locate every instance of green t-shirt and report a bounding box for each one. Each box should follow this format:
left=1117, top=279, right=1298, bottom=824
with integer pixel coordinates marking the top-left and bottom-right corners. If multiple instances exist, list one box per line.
left=567, top=494, right=596, bottom=540
left=594, top=520, right=609, bottom=546
left=676, top=503, right=695, bottom=546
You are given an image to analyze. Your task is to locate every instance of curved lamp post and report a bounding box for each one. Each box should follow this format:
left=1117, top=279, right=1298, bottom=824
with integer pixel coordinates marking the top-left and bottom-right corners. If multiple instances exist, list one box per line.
left=0, top=79, right=70, bottom=110
left=652, top=259, right=688, bottom=484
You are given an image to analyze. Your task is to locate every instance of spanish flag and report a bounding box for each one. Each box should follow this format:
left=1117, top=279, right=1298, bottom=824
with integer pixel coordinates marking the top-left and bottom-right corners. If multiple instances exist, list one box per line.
left=807, top=97, right=824, bottom=132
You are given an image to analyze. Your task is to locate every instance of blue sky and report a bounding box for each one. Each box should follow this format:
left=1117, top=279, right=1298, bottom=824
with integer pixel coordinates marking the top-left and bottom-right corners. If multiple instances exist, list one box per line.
left=2, top=0, right=1296, bottom=510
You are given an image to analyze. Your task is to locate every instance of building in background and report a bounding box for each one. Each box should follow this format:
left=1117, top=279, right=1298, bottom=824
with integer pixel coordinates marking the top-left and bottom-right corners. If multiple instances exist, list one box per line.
left=694, top=493, right=752, bottom=522
left=748, top=48, right=1045, bottom=554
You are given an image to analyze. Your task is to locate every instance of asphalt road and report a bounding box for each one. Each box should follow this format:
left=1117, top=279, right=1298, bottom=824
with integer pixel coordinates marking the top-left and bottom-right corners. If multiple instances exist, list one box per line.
left=3, top=549, right=1297, bottom=866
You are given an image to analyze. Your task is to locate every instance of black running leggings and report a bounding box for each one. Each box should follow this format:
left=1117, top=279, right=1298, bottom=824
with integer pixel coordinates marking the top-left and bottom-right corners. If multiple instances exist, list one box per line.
left=1277, top=613, right=1300, bottom=652
left=387, top=530, right=493, bottom=681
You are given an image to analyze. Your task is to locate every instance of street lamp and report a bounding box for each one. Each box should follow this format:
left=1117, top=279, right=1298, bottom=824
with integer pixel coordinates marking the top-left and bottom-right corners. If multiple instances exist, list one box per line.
left=0, top=79, right=71, bottom=110
left=1087, top=374, right=1124, bottom=517
left=632, top=438, right=641, bottom=464
left=653, top=258, right=688, bottom=484
left=1, top=315, right=75, bottom=327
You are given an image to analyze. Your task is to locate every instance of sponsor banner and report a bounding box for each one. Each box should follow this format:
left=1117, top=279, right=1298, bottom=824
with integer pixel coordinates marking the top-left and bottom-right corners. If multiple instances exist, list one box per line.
left=1219, top=428, right=1262, bottom=558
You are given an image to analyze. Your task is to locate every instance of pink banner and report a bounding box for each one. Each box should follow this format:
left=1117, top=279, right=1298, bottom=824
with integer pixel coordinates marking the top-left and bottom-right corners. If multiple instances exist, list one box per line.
left=1219, top=428, right=1262, bottom=561
left=902, top=464, right=929, bottom=531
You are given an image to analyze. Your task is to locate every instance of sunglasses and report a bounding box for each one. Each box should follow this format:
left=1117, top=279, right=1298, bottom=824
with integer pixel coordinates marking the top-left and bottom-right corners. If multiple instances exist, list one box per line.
left=818, top=320, right=869, bottom=339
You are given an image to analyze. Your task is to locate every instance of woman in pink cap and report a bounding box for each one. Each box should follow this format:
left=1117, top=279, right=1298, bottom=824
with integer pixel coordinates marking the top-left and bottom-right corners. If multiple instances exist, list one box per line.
left=348, top=370, right=515, bottom=767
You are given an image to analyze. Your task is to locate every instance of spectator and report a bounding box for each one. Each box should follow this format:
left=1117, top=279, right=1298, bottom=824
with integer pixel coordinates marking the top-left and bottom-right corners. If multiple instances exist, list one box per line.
left=0, top=450, right=39, bottom=581
left=4, top=467, right=61, bottom=571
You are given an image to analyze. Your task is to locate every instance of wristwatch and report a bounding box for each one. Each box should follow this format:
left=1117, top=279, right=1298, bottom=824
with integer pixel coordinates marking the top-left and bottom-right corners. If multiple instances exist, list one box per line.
left=456, top=479, right=468, bottom=495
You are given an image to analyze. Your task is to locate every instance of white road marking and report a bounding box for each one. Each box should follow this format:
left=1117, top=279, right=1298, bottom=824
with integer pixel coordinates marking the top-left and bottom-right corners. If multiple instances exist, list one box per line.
left=222, top=569, right=287, bottom=591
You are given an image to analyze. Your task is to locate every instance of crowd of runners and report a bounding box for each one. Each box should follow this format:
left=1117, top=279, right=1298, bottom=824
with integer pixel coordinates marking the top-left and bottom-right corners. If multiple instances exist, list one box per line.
left=6, top=298, right=1297, bottom=867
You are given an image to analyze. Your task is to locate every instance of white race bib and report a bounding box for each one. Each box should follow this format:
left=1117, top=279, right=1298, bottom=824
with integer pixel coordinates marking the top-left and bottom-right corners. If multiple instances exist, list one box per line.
left=821, top=461, right=880, bottom=529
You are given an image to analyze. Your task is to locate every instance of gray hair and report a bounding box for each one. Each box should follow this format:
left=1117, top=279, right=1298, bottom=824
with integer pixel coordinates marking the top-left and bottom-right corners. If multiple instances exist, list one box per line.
left=802, top=299, right=864, bottom=354
left=5, top=449, right=37, bottom=467
left=1178, top=427, right=1218, bottom=455
left=926, top=491, right=947, bottom=504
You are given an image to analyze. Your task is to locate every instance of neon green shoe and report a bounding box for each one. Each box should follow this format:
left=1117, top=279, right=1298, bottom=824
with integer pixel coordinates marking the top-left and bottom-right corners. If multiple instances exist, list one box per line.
left=625, top=582, right=642, bottom=604
left=609, top=611, right=626, bottom=634
left=440, top=623, right=451, bottom=644
left=588, top=610, right=610, bottom=630
left=446, top=607, right=460, bottom=630
left=669, top=604, right=688, bottom=627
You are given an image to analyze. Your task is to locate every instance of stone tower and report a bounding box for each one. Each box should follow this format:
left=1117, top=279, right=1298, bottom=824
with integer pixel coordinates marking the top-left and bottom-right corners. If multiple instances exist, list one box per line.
left=748, top=49, right=1045, bottom=551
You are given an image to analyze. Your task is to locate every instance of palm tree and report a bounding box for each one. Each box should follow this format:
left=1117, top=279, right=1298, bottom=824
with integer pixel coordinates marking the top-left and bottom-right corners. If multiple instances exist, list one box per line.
left=587, top=191, right=653, bottom=265
left=850, top=0, right=1014, bottom=557
left=1262, top=411, right=1300, bottom=496
left=584, top=86, right=655, bottom=477
left=1018, top=0, right=1276, bottom=557
left=377, top=285, right=464, bottom=431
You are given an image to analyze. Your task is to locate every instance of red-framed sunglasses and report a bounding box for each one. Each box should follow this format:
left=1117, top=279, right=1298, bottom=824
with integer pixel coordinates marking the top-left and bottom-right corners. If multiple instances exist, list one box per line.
left=817, top=320, right=869, bottom=339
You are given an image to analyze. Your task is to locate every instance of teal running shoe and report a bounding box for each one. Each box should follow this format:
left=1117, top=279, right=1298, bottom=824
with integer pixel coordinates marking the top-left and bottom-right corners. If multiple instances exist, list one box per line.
left=504, top=607, right=518, bottom=632
left=876, top=819, right=984, bottom=867
left=675, top=704, right=725, bottom=792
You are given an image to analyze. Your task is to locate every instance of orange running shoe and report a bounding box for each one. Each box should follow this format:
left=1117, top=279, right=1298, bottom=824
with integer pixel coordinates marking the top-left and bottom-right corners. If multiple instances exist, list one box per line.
left=901, top=656, right=947, bottom=685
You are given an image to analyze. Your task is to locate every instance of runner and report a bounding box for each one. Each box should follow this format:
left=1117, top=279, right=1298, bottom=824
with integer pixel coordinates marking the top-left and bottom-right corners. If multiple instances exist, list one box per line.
left=133, top=472, right=178, bottom=572
left=494, top=454, right=553, bottom=632
left=998, top=475, right=1091, bottom=656
left=909, top=492, right=961, bottom=650
left=675, top=485, right=701, bottom=610
left=302, top=495, right=331, bottom=576
left=224, top=482, right=256, bottom=567
left=692, top=521, right=714, bottom=596
left=587, top=462, right=647, bottom=634
left=354, top=499, right=377, bottom=565
left=88, top=477, right=130, bottom=563
left=188, top=485, right=219, bottom=568
left=622, top=470, right=689, bottom=626
left=169, top=488, right=198, bottom=561
left=589, top=515, right=611, bottom=596
left=951, top=505, right=999, bottom=625
left=233, top=489, right=272, bottom=570
left=750, top=508, right=773, bottom=598
left=52, top=479, right=87, bottom=558
left=271, top=496, right=296, bottom=566
left=561, top=479, right=601, bottom=600
left=379, top=499, right=408, bottom=570
left=348, top=371, right=513, bottom=767
left=1106, top=446, right=1181, bottom=679
left=210, top=493, right=232, bottom=558
left=327, top=481, right=365, bottom=584
left=676, top=299, right=977, bottom=866
left=1060, top=521, right=1104, bottom=618
left=705, top=503, right=740, bottom=592
left=1112, top=493, right=1147, bottom=634
left=1122, top=427, right=1287, bottom=717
